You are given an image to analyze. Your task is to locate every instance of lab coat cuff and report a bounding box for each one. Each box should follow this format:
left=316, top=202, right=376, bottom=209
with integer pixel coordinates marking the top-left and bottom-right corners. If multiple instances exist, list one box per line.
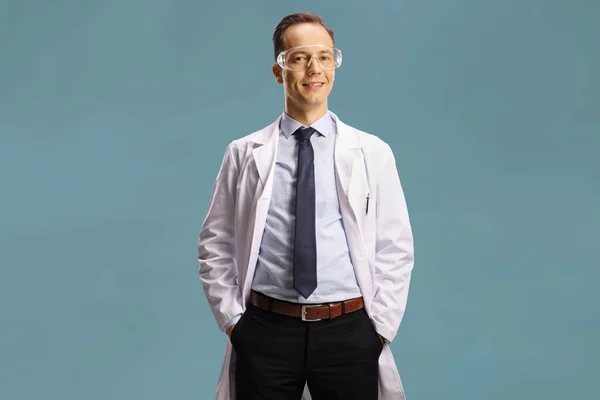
left=222, top=313, right=243, bottom=333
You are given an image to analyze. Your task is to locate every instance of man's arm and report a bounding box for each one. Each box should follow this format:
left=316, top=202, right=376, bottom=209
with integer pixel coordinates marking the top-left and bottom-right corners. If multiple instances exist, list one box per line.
left=198, top=142, right=244, bottom=333
left=370, top=142, right=415, bottom=343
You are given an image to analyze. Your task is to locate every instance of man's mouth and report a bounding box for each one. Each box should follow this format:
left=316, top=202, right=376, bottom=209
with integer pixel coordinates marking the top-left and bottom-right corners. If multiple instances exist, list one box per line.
left=303, top=82, right=324, bottom=89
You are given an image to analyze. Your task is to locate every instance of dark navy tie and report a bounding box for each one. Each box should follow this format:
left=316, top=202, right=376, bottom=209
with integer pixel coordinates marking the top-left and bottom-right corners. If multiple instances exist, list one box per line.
left=293, top=126, right=318, bottom=299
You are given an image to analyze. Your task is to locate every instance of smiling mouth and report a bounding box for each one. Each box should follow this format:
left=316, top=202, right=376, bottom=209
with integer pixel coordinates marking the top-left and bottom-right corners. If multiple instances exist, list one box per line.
left=303, top=82, right=324, bottom=89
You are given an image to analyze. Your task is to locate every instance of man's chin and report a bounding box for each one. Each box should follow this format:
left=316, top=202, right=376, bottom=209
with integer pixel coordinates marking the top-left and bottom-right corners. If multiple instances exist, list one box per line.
left=287, top=94, right=329, bottom=111
left=301, top=96, right=328, bottom=107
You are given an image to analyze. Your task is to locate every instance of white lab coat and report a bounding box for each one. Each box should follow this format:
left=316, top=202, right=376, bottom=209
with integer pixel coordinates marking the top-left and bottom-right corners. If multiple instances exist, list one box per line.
left=198, top=111, right=414, bottom=399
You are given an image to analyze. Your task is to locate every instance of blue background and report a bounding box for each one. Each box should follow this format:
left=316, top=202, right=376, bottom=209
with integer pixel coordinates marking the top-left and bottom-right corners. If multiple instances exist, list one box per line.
left=1, top=0, right=598, bottom=399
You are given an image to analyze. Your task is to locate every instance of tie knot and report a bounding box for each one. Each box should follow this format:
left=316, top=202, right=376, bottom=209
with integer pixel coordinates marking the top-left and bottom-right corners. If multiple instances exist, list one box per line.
left=294, top=126, right=317, bottom=141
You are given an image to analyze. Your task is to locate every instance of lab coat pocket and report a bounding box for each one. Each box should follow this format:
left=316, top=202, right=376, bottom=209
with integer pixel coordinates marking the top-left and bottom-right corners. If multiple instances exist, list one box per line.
left=363, top=193, right=377, bottom=251
left=230, top=311, right=247, bottom=350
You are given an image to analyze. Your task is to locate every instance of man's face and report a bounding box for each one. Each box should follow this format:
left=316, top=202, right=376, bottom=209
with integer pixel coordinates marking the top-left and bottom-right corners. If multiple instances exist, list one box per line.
left=273, top=23, right=336, bottom=113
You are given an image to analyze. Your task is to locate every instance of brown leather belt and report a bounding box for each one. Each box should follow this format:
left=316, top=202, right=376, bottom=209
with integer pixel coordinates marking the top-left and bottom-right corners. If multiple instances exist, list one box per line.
left=249, top=291, right=364, bottom=321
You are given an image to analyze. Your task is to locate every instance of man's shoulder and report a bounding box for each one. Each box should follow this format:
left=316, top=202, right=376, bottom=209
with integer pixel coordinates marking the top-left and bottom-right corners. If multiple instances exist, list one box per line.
left=227, top=132, right=254, bottom=150
left=228, top=130, right=262, bottom=147
left=339, top=118, right=393, bottom=155
left=226, top=117, right=280, bottom=150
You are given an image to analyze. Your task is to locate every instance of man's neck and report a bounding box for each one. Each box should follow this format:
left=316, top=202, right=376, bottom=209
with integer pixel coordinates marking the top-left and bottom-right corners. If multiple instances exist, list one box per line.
left=284, top=105, right=329, bottom=126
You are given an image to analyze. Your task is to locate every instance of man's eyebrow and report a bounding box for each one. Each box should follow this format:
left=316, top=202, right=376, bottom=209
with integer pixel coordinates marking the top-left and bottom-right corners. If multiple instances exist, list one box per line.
left=289, top=49, right=333, bottom=54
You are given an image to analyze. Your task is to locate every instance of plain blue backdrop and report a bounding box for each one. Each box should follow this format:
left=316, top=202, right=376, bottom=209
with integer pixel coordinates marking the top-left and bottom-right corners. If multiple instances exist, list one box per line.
left=1, top=0, right=598, bottom=399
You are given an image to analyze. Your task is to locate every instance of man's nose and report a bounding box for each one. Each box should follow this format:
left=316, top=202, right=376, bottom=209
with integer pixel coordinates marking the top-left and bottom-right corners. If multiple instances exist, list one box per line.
left=306, top=56, right=323, bottom=74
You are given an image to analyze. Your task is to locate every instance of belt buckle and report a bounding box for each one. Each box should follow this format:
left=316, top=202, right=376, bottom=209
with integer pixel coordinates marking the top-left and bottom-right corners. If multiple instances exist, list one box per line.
left=301, top=304, right=323, bottom=322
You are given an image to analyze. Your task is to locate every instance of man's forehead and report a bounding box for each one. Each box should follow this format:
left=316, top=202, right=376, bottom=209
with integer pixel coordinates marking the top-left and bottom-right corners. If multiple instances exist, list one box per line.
left=282, top=23, right=333, bottom=49
left=287, top=44, right=333, bottom=51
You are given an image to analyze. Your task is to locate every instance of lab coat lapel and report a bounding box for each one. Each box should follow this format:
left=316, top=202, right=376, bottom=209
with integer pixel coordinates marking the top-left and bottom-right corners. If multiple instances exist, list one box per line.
left=251, top=117, right=281, bottom=192
left=332, top=113, right=362, bottom=211
left=332, top=113, right=374, bottom=305
left=241, top=116, right=281, bottom=301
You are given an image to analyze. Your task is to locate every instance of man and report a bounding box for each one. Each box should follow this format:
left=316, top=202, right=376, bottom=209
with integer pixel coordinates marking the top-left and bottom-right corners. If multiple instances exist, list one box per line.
left=198, top=12, right=414, bottom=400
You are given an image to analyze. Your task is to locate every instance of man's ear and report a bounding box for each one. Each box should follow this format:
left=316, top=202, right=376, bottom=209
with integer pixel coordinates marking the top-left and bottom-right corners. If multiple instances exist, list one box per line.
left=272, top=63, right=283, bottom=84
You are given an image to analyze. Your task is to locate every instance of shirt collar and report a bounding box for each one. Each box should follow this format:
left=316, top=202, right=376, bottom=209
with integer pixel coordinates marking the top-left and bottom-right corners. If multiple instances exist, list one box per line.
left=280, top=111, right=335, bottom=139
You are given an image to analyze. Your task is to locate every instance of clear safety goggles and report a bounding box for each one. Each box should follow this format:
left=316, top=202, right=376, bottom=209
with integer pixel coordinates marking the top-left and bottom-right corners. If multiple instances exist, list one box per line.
left=276, top=44, right=343, bottom=71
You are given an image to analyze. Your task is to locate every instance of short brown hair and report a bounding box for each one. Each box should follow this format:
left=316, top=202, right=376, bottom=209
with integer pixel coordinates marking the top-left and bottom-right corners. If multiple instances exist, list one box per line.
left=272, top=12, right=335, bottom=61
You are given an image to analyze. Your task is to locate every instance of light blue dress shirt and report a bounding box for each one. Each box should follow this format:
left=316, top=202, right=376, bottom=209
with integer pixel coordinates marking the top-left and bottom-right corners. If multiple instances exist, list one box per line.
left=224, top=111, right=362, bottom=332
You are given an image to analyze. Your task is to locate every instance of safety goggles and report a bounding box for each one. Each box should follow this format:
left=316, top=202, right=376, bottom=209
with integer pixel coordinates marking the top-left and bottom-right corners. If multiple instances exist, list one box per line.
left=276, top=44, right=343, bottom=71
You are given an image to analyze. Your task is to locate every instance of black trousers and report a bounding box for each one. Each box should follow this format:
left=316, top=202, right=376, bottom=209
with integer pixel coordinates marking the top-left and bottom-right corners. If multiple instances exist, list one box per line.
left=230, top=299, right=383, bottom=400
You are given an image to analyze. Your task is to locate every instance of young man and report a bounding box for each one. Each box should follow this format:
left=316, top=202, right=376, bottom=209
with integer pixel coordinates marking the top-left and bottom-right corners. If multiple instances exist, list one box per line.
left=198, top=12, right=414, bottom=400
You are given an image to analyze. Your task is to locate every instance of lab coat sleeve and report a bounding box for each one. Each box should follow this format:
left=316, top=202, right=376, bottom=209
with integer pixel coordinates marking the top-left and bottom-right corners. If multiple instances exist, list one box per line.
left=198, top=142, right=245, bottom=332
left=370, top=142, right=415, bottom=343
